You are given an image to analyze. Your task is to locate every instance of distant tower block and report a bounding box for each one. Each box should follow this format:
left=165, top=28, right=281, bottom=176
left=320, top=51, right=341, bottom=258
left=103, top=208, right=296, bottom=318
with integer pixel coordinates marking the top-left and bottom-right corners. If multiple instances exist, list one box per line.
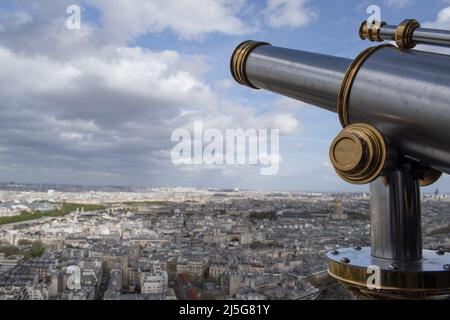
left=332, top=198, right=347, bottom=220
left=434, top=189, right=440, bottom=200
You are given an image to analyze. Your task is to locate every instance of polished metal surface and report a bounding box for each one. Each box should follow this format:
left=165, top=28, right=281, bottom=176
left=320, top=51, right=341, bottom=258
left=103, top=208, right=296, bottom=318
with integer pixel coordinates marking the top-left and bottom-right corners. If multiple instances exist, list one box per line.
left=327, top=171, right=450, bottom=298
left=230, top=41, right=271, bottom=89
left=395, top=19, right=421, bottom=49
left=359, top=21, right=386, bottom=42
left=414, top=28, right=450, bottom=47
left=364, top=22, right=450, bottom=48
left=234, top=42, right=450, bottom=174
left=370, top=169, right=422, bottom=261
left=329, top=123, right=388, bottom=185
left=337, top=44, right=394, bottom=127
left=420, top=168, right=443, bottom=187
left=379, top=25, right=397, bottom=39
left=232, top=23, right=450, bottom=299
left=348, top=46, right=450, bottom=174
left=245, top=45, right=352, bottom=112
left=326, top=247, right=450, bottom=299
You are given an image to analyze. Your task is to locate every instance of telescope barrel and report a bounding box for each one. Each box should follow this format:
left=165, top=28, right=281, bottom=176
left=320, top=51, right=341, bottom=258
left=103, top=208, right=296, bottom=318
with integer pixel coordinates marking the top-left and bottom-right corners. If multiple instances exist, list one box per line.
left=412, top=28, right=450, bottom=47
left=230, top=41, right=450, bottom=175
left=347, top=45, right=450, bottom=175
left=231, top=41, right=352, bottom=112
left=360, top=19, right=450, bottom=48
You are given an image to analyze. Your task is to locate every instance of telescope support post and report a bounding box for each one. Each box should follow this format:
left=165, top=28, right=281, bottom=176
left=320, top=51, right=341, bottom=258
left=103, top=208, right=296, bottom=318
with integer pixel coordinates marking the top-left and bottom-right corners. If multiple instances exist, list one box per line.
left=370, top=169, right=422, bottom=261
left=326, top=167, right=450, bottom=298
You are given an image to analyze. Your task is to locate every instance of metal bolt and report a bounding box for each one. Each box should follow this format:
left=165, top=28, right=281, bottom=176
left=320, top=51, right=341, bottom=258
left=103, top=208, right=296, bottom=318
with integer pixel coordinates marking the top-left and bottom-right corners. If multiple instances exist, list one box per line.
left=389, top=263, right=399, bottom=270
left=331, top=249, right=339, bottom=255
left=443, top=264, right=450, bottom=271
left=341, top=257, right=350, bottom=264
left=436, top=248, right=445, bottom=255
left=353, top=245, right=362, bottom=251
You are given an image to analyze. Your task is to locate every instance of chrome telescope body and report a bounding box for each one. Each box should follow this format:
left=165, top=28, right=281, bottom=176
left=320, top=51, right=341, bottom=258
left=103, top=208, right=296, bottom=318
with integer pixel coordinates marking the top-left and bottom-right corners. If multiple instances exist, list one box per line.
left=360, top=19, right=450, bottom=48
left=231, top=40, right=450, bottom=177
left=231, top=20, right=450, bottom=298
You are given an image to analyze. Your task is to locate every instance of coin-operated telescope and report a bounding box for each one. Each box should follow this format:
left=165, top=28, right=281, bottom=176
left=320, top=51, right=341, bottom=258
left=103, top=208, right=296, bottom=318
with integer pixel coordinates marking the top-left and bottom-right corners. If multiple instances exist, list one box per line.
left=230, top=19, right=450, bottom=299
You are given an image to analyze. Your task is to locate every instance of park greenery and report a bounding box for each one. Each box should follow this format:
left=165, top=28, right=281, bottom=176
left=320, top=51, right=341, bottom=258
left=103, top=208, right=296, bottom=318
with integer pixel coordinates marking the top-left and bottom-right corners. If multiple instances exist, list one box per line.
left=347, top=211, right=370, bottom=221
left=249, top=211, right=277, bottom=220
left=0, top=203, right=106, bottom=226
left=0, top=240, right=45, bottom=259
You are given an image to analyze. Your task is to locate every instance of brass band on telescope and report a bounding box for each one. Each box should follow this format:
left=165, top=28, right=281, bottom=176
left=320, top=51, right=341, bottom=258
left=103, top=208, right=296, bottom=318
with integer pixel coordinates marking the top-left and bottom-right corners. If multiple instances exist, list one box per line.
left=327, top=256, right=450, bottom=298
left=338, top=44, right=394, bottom=128
left=419, top=168, right=443, bottom=187
left=359, top=19, right=422, bottom=49
left=396, top=19, right=421, bottom=49
left=230, top=40, right=271, bottom=89
left=330, top=124, right=388, bottom=184
left=359, top=21, right=386, bottom=42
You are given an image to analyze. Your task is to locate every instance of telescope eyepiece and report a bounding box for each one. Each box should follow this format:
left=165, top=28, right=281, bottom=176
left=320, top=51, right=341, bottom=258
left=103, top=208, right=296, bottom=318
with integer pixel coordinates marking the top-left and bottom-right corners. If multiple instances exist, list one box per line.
left=230, top=40, right=271, bottom=89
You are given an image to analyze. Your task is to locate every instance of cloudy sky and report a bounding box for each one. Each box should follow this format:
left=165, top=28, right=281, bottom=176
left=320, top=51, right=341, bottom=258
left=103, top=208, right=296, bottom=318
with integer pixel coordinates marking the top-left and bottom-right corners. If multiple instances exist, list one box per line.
left=0, top=0, right=449, bottom=192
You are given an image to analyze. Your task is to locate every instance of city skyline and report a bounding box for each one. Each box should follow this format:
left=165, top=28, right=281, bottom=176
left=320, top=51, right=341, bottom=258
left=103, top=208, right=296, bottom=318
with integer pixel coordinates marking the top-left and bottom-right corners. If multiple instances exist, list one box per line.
left=0, top=180, right=445, bottom=195
left=1, top=186, right=448, bottom=300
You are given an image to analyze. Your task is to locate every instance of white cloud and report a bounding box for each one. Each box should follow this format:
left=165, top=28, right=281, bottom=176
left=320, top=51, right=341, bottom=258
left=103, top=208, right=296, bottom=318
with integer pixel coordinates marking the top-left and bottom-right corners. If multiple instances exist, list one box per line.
left=272, top=97, right=308, bottom=112
left=0, top=0, right=254, bottom=58
left=265, top=0, right=318, bottom=28
left=424, top=6, right=450, bottom=29
left=0, top=42, right=300, bottom=184
left=269, top=113, right=301, bottom=134
left=322, top=161, right=332, bottom=168
left=259, top=153, right=282, bottom=166
left=0, top=10, right=32, bottom=31
left=0, top=0, right=307, bottom=187
left=90, top=0, right=255, bottom=41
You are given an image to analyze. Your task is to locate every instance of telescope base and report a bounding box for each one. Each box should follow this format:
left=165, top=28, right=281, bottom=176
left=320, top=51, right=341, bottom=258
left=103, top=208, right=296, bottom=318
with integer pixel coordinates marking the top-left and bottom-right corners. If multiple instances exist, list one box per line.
left=326, top=247, right=450, bottom=299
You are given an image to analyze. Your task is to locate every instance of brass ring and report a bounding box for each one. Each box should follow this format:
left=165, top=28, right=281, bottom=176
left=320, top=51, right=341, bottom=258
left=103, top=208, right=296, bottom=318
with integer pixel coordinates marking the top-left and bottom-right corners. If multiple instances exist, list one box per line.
left=337, top=44, right=394, bottom=127
left=359, top=21, right=386, bottom=42
left=371, top=21, right=386, bottom=42
left=326, top=248, right=450, bottom=298
left=329, top=123, right=387, bottom=185
left=420, top=168, right=443, bottom=187
left=230, top=40, right=271, bottom=89
left=327, top=266, right=450, bottom=295
left=395, top=19, right=420, bottom=49
left=359, top=21, right=369, bottom=40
